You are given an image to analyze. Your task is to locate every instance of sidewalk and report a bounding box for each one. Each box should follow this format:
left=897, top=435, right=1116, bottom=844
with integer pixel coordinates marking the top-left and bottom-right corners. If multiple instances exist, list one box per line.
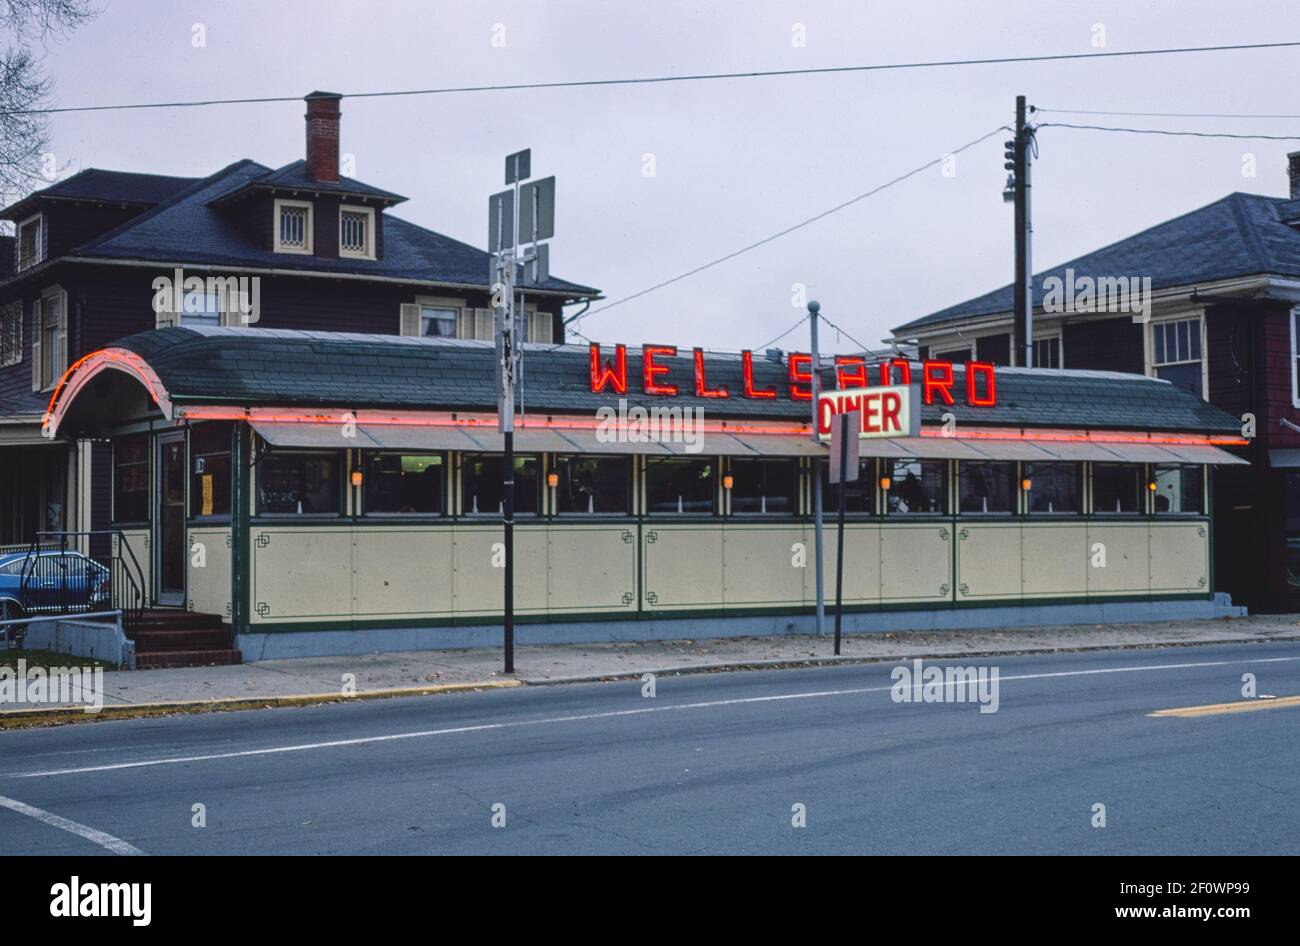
left=4, top=614, right=1300, bottom=726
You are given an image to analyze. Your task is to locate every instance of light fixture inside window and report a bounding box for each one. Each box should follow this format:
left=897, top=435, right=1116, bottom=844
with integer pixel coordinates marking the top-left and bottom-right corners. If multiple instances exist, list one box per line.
left=1021, top=477, right=1033, bottom=491
left=722, top=474, right=734, bottom=490
left=351, top=469, right=363, bottom=488
left=547, top=471, right=559, bottom=488
left=880, top=476, right=891, bottom=491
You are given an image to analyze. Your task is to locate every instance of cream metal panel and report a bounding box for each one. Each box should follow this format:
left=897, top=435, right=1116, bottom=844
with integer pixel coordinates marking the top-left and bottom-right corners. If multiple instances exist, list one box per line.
left=351, top=525, right=455, bottom=620
left=186, top=526, right=231, bottom=619
left=812, top=522, right=882, bottom=605
left=251, top=528, right=354, bottom=623
left=452, top=523, right=549, bottom=616
left=1021, top=522, right=1089, bottom=599
left=552, top=429, right=672, bottom=455
left=546, top=524, right=638, bottom=613
left=1085, top=522, right=1150, bottom=596
left=252, top=422, right=374, bottom=449
left=1148, top=521, right=1210, bottom=593
left=723, top=523, right=810, bottom=607
left=114, top=529, right=151, bottom=605
left=641, top=523, right=725, bottom=610
left=1161, top=445, right=1247, bottom=466
left=880, top=523, right=953, bottom=604
left=955, top=522, right=1021, bottom=601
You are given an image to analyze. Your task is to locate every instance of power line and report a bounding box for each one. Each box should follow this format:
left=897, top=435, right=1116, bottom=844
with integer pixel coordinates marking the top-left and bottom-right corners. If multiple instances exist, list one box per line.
left=1037, top=121, right=1300, bottom=141
left=817, top=314, right=876, bottom=354
left=753, top=314, right=810, bottom=353
left=14, top=40, right=1300, bottom=115
left=1036, top=106, right=1300, bottom=120
left=570, top=125, right=1010, bottom=327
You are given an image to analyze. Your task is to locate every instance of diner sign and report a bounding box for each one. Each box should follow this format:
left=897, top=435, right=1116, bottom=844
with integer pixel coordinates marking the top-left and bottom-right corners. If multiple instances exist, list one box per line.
left=817, top=385, right=920, bottom=441
left=587, top=344, right=998, bottom=407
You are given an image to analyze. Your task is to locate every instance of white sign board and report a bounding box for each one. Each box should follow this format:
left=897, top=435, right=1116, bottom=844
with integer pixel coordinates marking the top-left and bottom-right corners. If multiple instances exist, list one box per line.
left=817, top=384, right=920, bottom=441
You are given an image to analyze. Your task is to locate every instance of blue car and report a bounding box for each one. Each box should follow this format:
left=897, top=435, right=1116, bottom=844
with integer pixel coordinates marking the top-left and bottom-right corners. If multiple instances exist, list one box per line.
left=0, top=550, right=111, bottom=625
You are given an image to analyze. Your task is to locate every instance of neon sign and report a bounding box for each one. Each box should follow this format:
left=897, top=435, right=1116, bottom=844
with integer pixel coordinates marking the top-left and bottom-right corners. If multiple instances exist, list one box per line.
left=589, top=344, right=998, bottom=407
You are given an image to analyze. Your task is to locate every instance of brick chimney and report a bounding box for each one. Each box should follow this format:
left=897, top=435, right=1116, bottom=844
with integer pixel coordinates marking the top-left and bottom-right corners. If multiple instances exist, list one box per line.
left=305, top=91, right=342, bottom=183
left=1290, top=151, right=1300, bottom=200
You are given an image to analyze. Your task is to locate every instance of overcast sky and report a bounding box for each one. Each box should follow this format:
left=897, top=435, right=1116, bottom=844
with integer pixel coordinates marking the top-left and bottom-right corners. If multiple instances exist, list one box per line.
left=31, top=0, right=1300, bottom=353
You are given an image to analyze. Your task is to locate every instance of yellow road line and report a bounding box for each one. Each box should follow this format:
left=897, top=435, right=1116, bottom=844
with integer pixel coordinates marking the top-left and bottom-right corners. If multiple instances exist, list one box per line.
left=1148, top=694, right=1300, bottom=718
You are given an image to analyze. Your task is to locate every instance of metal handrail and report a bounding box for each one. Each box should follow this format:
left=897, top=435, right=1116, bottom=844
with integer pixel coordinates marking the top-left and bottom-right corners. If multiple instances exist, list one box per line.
left=18, top=531, right=146, bottom=634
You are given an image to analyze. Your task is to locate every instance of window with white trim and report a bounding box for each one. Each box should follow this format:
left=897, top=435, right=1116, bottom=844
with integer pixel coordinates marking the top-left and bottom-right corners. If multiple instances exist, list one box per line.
left=1151, top=316, right=1204, bottom=397
left=339, top=206, right=374, bottom=259
left=1292, top=306, right=1300, bottom=407
left=33, top=288, right=67, bottom=392
left=1033, top=335, right=1061, bottom=368
left=0, top=301, right=22, bottom=367
left=17, top=214, right=42, bottom=271
left=520, top=309, right=553, bottom=344
left=274, top=200, right=313, bottom=253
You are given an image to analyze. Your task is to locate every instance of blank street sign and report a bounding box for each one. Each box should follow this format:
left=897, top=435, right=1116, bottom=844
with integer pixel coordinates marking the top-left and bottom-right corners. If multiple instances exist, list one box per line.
left=524, top=243, right=550, bottom=286
left=828, top=411, right=861, bottom=484
left=488, top=189, right=515, bottom=253
left=506, top=149, right=531, bottom=185
left=519, top=176, right=555, bottom=242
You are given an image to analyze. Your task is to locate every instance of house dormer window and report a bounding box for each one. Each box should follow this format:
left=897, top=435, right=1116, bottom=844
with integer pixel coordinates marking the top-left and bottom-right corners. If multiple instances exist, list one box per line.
left=17, top=213, right=42, bottom=271
left=274, top=199, right=313, bottom=253
left=339, top=206, right=375, bottom=259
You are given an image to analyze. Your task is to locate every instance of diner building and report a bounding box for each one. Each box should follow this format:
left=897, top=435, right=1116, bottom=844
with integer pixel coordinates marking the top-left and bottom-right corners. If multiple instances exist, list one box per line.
left=43, top=326, right=1249, bottom=659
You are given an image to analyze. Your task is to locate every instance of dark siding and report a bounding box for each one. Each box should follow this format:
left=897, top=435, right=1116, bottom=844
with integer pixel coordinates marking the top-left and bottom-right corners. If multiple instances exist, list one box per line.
left=975, top=333, right=1011, bottom=365
left=1061, top=316, right=1144, bottom=374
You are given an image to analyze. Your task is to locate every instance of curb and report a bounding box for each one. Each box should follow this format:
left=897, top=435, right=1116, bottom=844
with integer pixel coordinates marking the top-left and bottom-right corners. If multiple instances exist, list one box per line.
left=519, top=635, right=1300, bottom=686
left=0, top=679, right=521, bottom=730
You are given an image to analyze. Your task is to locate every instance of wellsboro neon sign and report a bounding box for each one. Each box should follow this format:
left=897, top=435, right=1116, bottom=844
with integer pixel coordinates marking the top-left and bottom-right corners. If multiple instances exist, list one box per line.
left=587, top=343, right=998, bottom=408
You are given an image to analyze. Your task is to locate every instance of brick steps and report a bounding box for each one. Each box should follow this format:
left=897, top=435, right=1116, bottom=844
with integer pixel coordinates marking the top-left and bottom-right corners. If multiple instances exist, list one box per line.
left=129, top=609, right=242, bottom=669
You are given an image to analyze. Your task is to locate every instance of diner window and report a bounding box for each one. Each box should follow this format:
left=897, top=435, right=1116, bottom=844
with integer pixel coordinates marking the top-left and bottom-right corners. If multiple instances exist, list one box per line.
left=113, top=434, right=149, bottom=523
left=821, top=458, right=876, bottom=514
left=1033, top=335, right=1061, bottom=368
left=1152, top=464, right=1204, bottom=515
left=1151, top=316, right=1204, bottom=397
left=0, top=301, right=21, bottom=367
left=885, top=459, right=947, bottom=515
left=274, top=200, right=313, bottom=253
left=461, top=453, right=539, bottom=515
left=17, top=214, right=41, bottom=271
left=1024, top=462, right=1081, bottom=514
left=646, top=456, right=715, bottom=515
left=257, top=450, right=341, bottom=515
left=958, top=461, right=1016, bottom=514
left=1092, top=463, right=1143, bottom=514
left=190, top=424, right=232, bottom=518
left=339, top=206, right=375, bottom=259
left=519, top=310, right=554, bottom=344
left=363, top=452, right=445, bottom=515
left=729, top=458, right=798, bottom=515
left=932, top=345, right=972, bottom=362
left=553, top=455, right=630, bottom=515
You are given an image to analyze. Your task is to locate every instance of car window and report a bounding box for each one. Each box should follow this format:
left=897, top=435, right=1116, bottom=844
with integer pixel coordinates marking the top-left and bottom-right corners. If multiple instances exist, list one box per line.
left=0, top=560, right=24, bottom=576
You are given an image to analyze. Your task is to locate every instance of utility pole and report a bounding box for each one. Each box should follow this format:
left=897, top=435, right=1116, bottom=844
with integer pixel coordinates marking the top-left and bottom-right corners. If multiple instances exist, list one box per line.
left=1007, top=95, right=1035, bottom=368
left=808, top=300, right=825, bottom=636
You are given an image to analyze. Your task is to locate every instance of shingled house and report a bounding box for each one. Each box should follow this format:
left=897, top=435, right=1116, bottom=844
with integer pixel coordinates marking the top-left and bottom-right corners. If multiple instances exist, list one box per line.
left=0, top=91, right=598, bottom=591
left=891, top=157, right=1300, bottom=613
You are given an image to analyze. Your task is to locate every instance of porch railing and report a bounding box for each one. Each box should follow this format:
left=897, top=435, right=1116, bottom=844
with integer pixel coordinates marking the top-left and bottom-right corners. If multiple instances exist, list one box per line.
left=16, top=531, right=146, bottom=636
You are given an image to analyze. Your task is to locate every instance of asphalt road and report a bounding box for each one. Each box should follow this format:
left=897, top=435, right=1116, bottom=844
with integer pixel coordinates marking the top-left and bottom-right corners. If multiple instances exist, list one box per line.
left=1, top=642, right=1299, bottom=855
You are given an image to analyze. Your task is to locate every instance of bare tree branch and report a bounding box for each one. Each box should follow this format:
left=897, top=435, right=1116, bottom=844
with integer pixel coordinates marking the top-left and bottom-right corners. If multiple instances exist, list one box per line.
left=0, top=0, right=98, bottom=208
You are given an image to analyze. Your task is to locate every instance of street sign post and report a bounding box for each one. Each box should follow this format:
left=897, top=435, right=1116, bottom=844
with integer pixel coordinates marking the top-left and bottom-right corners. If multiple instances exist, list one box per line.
left=490, top=148, right=554, bottom=675
left=817, top=380, right=920, bottom=655
left=829, top=410, right=860, bottom=656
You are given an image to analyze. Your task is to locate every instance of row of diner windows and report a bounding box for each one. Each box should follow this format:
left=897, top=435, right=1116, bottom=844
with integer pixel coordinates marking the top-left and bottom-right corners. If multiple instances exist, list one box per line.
left=111, top=430, right=1207, bottom=522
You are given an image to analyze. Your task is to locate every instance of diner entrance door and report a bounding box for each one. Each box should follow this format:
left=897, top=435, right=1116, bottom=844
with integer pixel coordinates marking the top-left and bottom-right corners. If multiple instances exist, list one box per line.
left=154, top=431, right=187, bottom=606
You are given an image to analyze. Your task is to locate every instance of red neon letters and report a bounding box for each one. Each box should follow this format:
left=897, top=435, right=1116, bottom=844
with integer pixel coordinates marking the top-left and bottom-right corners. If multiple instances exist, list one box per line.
left=586, top=343, right=996, bottom=407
